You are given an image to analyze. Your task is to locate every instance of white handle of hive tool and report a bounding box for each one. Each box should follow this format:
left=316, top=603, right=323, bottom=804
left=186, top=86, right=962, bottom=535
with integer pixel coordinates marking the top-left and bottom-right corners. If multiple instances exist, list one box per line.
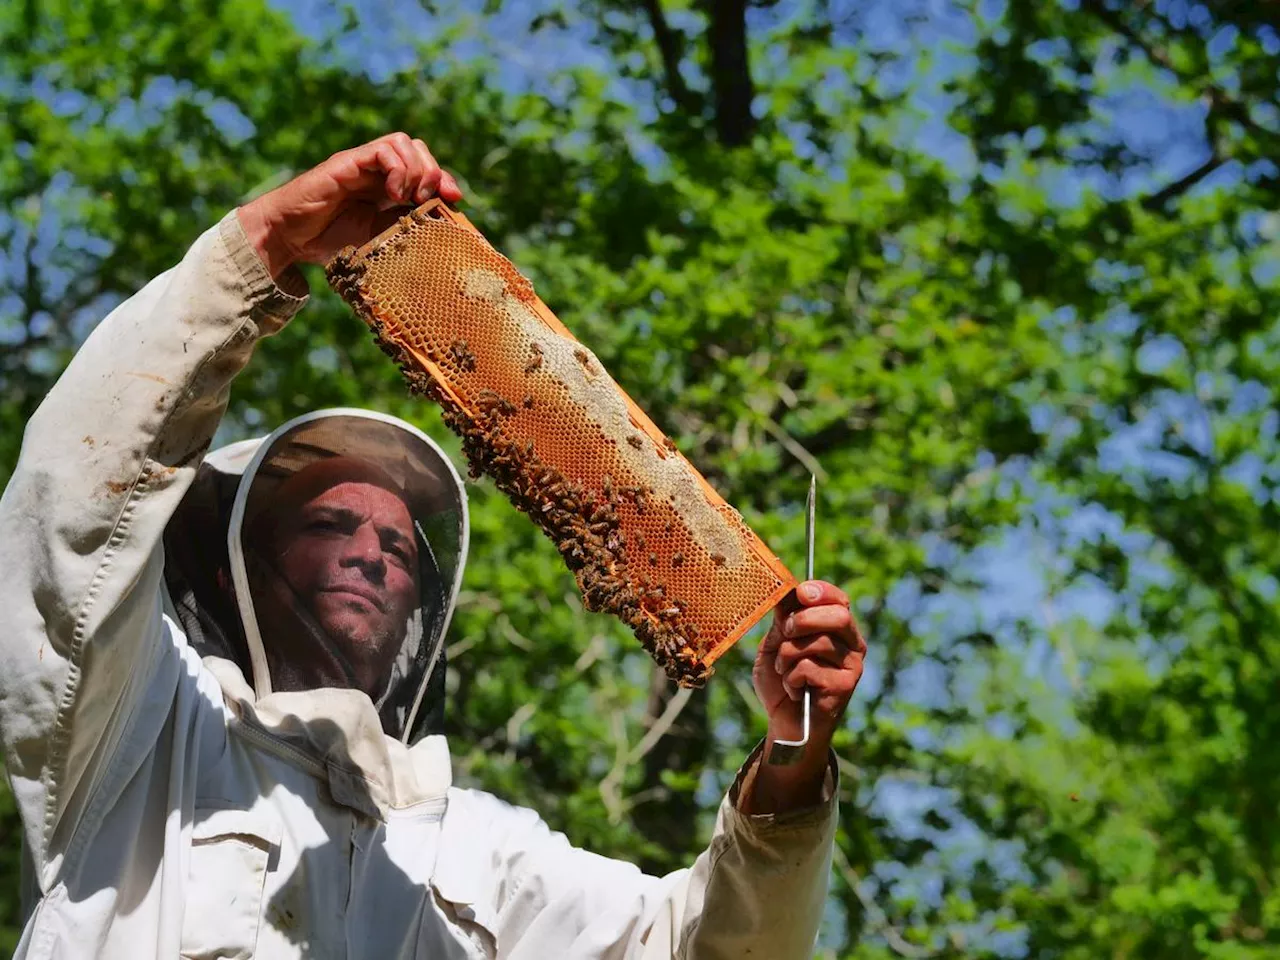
left=767, top=474, right=816, bottom=767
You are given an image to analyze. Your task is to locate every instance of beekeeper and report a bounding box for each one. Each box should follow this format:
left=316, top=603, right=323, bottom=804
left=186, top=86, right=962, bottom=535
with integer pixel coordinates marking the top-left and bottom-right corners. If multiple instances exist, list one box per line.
left=0, top=133, right=867, bottom=959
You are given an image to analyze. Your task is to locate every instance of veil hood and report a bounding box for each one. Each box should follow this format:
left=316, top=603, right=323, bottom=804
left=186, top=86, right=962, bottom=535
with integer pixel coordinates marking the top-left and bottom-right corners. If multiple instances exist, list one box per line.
left=162, top=408, right=469, bottom=744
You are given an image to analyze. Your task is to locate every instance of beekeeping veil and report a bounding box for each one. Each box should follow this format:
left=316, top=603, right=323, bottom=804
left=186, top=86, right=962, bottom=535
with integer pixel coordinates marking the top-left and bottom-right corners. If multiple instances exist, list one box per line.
left=161, top=409, right=469, bottom=744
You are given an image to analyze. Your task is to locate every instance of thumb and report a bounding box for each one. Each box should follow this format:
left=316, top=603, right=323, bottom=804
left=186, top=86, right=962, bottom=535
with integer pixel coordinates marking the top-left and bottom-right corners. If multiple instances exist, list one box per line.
left=759, top=618, right=786, bottom=657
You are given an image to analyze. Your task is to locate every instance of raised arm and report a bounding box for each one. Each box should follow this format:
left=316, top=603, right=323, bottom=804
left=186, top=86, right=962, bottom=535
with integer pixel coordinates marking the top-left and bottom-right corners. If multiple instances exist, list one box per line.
left=0, top=209, right=307, bottom=874
left=435, top=581, right=863, bottom=957
left=438, top=748, right=839, bottom=959
left=0, top=133, right=460, bottom=873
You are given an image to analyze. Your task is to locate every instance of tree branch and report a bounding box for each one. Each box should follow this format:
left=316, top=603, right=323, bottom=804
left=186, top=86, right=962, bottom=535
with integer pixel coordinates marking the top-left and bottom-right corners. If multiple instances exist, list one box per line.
left=833, top=843, right=936, bottom=958
left=1140, top=153, right=1226, bottom=210
left=600, top=684, right=696, bottom=822
left=1080, top=0, right=1173, bottom=73
left=633, top=667, right=709, bottom=873
left=1081, top=0, right=1264, bottom=207
left=760, top=416, right=830, bottom=481
left=705, top=0, right=756, bottom=146
left=640, top=0, right=698, bottom=114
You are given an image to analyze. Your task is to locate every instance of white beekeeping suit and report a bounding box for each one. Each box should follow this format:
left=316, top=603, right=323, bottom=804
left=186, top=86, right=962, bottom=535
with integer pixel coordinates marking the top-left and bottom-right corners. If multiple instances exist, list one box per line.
left=0, top=210, right=837, bottom=960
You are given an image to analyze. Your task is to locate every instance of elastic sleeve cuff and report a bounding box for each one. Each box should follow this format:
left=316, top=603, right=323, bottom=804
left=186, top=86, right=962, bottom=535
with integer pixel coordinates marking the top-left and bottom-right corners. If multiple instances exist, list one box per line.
left=217, top=210, right=310, bottom=324
left=728, top=741, right=839, bottom=829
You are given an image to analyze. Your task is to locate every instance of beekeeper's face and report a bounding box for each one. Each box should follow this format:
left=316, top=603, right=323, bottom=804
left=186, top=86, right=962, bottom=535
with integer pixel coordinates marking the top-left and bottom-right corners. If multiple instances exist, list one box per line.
left=253, top=473, right=421, bottom=696
left=277, top=480, right=420, bottom=640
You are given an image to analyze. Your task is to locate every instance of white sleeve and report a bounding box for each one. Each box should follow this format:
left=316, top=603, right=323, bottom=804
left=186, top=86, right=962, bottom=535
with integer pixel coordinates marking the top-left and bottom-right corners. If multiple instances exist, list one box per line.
left=0, top=211, right=308, bottom=874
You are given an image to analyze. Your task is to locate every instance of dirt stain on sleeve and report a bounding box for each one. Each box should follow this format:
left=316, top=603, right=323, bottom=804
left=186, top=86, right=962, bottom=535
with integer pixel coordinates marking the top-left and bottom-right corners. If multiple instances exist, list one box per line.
left=126, top=371, right=172, bottom=386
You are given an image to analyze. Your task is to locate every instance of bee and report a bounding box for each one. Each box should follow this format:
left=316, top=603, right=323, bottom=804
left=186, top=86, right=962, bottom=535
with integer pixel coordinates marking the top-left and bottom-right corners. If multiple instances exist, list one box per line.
left=648, top=553, right=658, bottom=566
left=672, top=552, right=684, bottom=567
left=601, top=474, right=614, bottom=501
left=664, top=520, right=675, bottom=534
left=449, top=339, right=477, bottom=371
left=627, top=435, right=644, bottom=450
left=594, top=580, right=624, bottom=602
left=710, top=553, right=726, bottom=566
left=525, top=353, right=543, bottom=374
left=663, top=437, right=678, bottom=452
left=478, top=390, right=515, bottom=417
left=523, top=395, right=535, bottom=409
left=634, top=533, right=647, bottom=551
left=634, top=492, right=647, bottom=515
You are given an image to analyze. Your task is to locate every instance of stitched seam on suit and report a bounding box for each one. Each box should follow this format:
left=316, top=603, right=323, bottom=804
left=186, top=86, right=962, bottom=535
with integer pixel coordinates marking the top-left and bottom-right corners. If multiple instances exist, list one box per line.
left=231, top=717, right=328, bottom=778
left=40, top=270, right=263, bottom=872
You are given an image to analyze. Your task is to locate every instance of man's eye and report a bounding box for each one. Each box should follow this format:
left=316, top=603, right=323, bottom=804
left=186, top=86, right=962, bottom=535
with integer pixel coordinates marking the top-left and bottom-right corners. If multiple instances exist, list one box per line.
left=306, top=518, right=340, bottom=532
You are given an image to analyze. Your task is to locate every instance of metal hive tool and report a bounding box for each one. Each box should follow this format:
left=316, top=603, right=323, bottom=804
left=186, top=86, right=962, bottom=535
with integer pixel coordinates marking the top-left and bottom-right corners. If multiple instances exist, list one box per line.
left=326, top=199, right=797, bottom=687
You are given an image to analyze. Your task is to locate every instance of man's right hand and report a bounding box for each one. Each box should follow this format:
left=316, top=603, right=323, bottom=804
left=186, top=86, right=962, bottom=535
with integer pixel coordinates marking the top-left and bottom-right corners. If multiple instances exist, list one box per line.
left=237, top=132, right=463, bottom=279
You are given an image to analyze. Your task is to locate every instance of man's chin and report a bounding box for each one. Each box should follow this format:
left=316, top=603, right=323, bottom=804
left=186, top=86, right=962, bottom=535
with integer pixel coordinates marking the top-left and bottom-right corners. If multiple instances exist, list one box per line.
left=310, top=594, right=387, bottom=637
left=314, top=614, right=389, bottom=650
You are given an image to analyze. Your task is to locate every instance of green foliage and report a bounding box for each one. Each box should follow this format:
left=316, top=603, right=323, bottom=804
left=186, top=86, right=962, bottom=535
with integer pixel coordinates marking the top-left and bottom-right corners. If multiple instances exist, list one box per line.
left=4, top=0, right=1280, bottom=956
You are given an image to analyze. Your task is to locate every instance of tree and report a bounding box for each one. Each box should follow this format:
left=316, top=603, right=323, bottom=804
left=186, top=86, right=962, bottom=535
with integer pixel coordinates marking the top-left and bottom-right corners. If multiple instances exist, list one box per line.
left=937, top=1, right=1280, bottom=955
left=4, top=0, right=1279, bottom=956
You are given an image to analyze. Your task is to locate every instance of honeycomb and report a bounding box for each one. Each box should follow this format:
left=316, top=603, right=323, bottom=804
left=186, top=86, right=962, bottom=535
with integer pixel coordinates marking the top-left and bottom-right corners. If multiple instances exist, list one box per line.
left=326, top=200, right=796, bottom=686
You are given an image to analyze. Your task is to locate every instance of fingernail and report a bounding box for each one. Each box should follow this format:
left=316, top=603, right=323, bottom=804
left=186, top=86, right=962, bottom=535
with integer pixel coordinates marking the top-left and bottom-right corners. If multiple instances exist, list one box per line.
left=783, top=615, right=795, bottom=637
left=801, top=583, right=820, bottom=601
left=775, top=657, right=785, bottom=675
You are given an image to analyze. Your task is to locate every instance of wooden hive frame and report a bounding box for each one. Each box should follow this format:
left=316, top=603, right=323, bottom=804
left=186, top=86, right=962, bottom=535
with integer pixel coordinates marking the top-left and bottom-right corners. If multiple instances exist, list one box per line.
left=327, top=199, right=796, bottom=686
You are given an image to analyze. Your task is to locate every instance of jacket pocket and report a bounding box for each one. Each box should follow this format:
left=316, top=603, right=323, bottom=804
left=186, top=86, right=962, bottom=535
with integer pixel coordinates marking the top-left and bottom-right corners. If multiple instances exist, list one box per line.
left=181, top=805, right=282, bottom=960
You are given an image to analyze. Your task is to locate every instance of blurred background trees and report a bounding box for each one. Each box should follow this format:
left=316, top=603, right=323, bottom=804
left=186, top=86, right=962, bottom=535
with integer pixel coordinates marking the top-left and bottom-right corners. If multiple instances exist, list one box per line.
left=2, top=0, right=1278, bottom=955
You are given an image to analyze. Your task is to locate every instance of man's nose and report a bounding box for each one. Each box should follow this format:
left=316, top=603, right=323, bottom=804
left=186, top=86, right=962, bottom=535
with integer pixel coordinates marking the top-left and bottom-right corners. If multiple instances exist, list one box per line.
left=339, top=522, right=385, bottom=576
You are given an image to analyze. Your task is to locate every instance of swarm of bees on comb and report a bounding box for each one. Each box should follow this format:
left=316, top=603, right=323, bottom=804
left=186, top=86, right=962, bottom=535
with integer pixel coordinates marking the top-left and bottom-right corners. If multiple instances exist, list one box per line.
left=327, top=201, right=795, bottom=687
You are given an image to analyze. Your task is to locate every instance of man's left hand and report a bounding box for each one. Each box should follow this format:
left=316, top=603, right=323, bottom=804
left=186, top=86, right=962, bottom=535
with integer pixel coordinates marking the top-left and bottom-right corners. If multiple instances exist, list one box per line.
left=742, top=580, right=865, bottom=814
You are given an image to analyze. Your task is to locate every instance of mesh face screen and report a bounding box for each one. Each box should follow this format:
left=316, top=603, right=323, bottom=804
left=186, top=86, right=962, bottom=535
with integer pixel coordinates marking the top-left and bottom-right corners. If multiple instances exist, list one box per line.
left=326, top=200, right=796, bottom=686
